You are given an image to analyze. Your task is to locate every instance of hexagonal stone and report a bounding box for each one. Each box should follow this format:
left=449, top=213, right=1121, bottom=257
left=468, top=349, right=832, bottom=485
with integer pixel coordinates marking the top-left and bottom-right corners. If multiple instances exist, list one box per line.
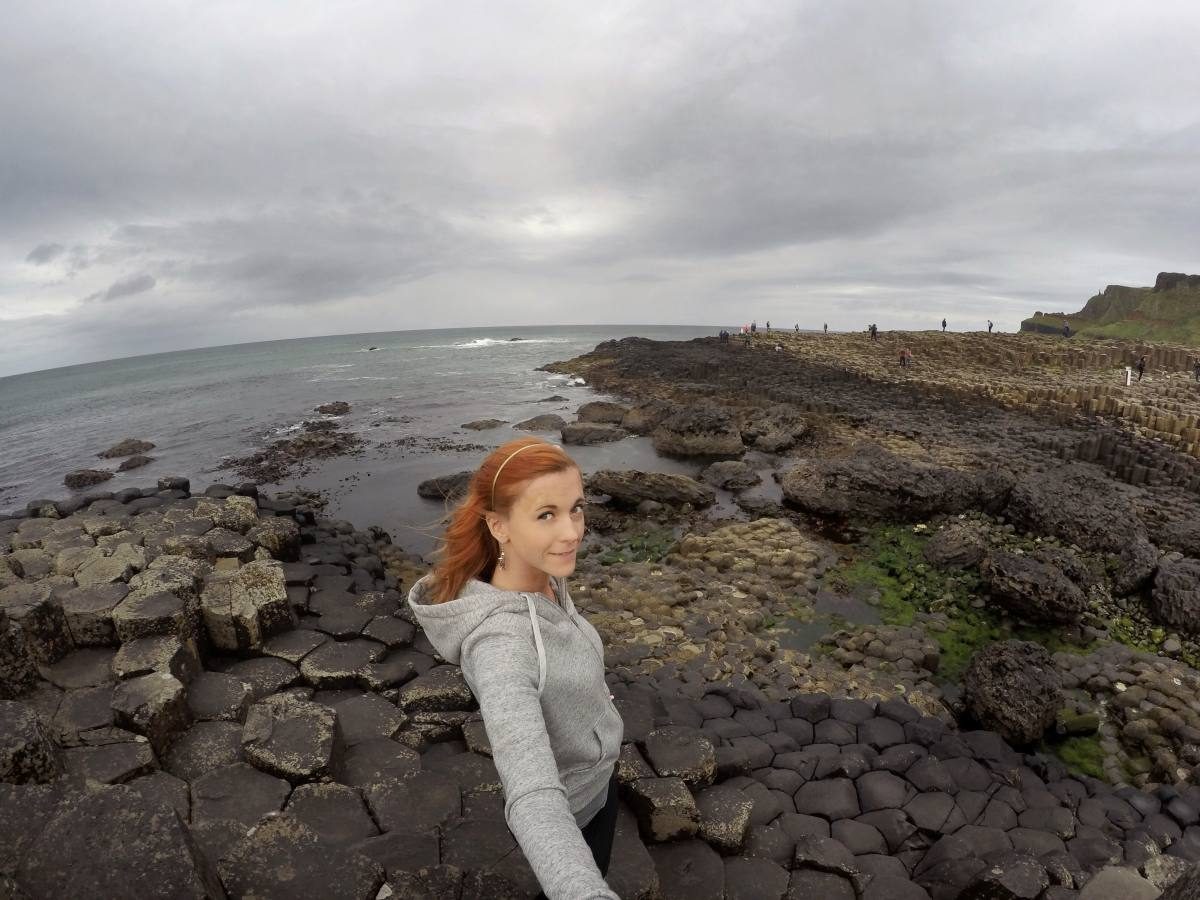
left=57, top=583, right=128, bottom=645
left=397, top=665, right=474, bottom=713
left=7, top=548, right=53, bottom=579
left=299, top=639, right=386, bottom=689
left=648, top=838, right=724, bottom=900
left=905, top=792, right=961, bottom=834
left=166, top=721, right=245, bottom=781
left=247, top=517, right=301, bottom=561
left=63, top=736, right=157, bottom=784
left=424, top=751, right=502, bottom=794
left=0, top=781, right=81, bottom=876
left=191, top=761, right=291, bottom=827
left=218, top=813, right=384, bottom=900
left=126, top=770, right=190, bottom=822
left=858, top=717, right=906, bottom=751
left=643, top=726, right=717, bottom=788
left=856, top=770, right=912, bottom=812
left=74, top=553, right=135, bottom=587
left=0, top=615, right=38, bottom=696
left=961, top=852, right=1049, bottom=899
left=262, top=628, right=327, bottom=664
left=206, top=527, right=255, bottom=561
left=225, top=656, right=301, bottom=700
left=795, top=778, right=861, bottom=820
left=187, top=671, right=253, bottom=722
left=112, top=634, right=201, bottom=682
left=0, top=700, right=63, bottom=783
left=0, top=581, right=72, bottom=663
left=831, top=818, right=886, bottom=855
left=333, top=693, right=407, bottom=746
left=786, top=868, right=856, bottom=900
left=112, top=590, right=194, bottom=642
left=38, top=647, right=115, bottom=690
left=724, top=856, right=790, bottom=900
left=696, top=782, right=754, bottom=854
left=17, top=785, right=225, bottom=899
left=351, top=830, right=440, bottom=882
left=627, top=776, right=701, bottom=843
left=200, top=559, right=295, bottom=652
left=51, top=684, right=115, bottom=743
left=242, top=693, right=342, bottom=783
left=338, top=738, right=421, bottom=791
left=111, top=672, right=190, bottom=756
left=363, top=616, right=415, bottom=648
left=441, top=816, right=517, bottom=870
left=127, top=553, right=205, bottom=600
left=285, top=782, right=380, bottom=846
left=366, top=770, right=461, bottom=833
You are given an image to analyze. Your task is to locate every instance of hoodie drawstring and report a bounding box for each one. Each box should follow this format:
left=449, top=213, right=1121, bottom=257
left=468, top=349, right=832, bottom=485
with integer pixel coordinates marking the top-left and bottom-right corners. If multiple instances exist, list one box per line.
left=526, top=595, right=547, bottom=697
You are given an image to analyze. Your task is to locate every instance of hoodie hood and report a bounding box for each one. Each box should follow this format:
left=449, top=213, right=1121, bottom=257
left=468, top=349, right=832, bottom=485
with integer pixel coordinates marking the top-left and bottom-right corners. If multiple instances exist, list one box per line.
left=407, top=573, right=573, bottom=665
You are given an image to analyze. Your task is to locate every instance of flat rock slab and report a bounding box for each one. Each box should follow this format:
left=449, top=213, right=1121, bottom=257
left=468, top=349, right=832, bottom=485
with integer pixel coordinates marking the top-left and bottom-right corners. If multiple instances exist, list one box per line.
left=113, top=634, right=202, bottom=683
left=51, top=684, right=116, bottom=743
left=166, top=721, right=245, bottom=781
left=695, top=783, right=754, bottom=854
left=111, top=672, right=190, bottom=756
left=366, top=770, right=461, bottom=833
left=17, top=785, right=225, bottom=899
left=299, top=639, right=385, bottom=689
left=225, top=656, right=301, bottom=700
left=351, top=830, right=440, bottom=882
left=126, top=770, right=191, bottom=823
left=218, top=812, right=384, bottom=900
left=187, top=671, right=253, bottom=722
left=63, top=738, right=157, bottom=784
left=242, top=694, right=341, bottom=783
left=284, top=782, right=379, bottom=846
left=38, top=647, right=115, bottom=690
left=396, top=665, right=474, bottom=714
left=112, top=590, right=192, bottom=642
left=333, top=693, right=407, bottom=746
left=192, top=761, right=291, bottom=833
left=627, top=776, right=701, bottom=843
left=262, top=628, right=327, bottom=664
left=337, top=738, right=421, bottom=791
left=648, top=838, right=725, bottom=900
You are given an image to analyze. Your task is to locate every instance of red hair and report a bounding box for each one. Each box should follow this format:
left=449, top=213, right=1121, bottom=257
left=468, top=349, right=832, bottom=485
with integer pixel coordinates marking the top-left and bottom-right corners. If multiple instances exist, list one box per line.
left=429, top=437, right=579, bottom=603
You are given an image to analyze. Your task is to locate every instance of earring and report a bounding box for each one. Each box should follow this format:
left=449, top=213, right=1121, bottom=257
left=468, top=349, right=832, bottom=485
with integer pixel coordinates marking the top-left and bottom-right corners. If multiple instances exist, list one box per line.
left=498, top=545, right=507, bottom=570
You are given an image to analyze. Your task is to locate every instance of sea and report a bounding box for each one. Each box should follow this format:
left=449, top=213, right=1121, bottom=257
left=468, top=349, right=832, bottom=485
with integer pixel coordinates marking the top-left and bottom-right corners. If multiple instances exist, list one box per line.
left=0, top=325, right=725, bottom=557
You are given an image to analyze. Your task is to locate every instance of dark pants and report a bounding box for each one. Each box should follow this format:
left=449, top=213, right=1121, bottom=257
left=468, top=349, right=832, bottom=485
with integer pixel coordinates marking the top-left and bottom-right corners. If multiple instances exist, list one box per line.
left=535, top=776, right=620, bottom=899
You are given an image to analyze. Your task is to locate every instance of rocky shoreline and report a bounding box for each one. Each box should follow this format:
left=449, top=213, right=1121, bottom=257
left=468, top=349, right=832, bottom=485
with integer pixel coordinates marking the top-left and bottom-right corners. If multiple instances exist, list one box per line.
left=4, top=329, right=1200, bottom=897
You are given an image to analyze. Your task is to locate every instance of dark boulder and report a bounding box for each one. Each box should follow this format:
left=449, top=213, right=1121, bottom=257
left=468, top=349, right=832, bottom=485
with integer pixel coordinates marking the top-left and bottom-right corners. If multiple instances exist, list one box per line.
left=64, top=469, right=114, bottom=490
left=781, top=444, right=1011, bottom=522
left=587, top=471, right=715, bottom=508
left=979, top=549, right=1088, bottom=625
left=651, top=405, right=745, bottom=459
left=561, top=422, right=629, bottom=445
left=924, top=523, right=988, bottom=569
left=963, top=641, right=1062, bottom=746
left=416, top=471, right=473, bottom=502
left=1150, top=557, right=1200, bottom=636
left=98, top=438, right=156, bottom=459
left=576, top=401, right=628, bottom=424
left=1005, top=464, right=1143, bottom=553
left=513, top=414, right=566, bottom=432
left=314, top=401, right=351, bottom=415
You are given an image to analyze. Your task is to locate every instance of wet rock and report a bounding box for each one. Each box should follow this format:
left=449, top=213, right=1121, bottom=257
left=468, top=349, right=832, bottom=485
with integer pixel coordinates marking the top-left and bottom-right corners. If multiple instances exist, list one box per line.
left=648, top=838, right=724, bottom=900
left=626, top=776, right=701, bottom=842
left=64, top=469, right=114, bottom=490
left=781, top=444, right=1010, bottom=522
left=218, top=812, right=384, bottom=900
left=315, top=401, right=351, bottom=415
left=112, top=590, right=194, bottom=642
left=0, top=581, right=72, bottom=663
left=300, top=639, right=385, bottom=689
left=0, top=700, right=62, bottom=783
left=701, top=460, right=761, bottom=490
left=201, top=560, right=295, bottom=652
left=285, top=782, right=379, bottom=845
left=192, top=761, right=291, bottom=829
left=117, top=454, right=154, bottom=471
left=979, top=549, right=1088, bottom=626
left=652, top=405, right=745, bottom=459
left=960, top=852, right=1049, bottom=899
left=226, top=657, right=301, bottom=700
left=643, top=726, right=717, bottom=787
left=795, top=778, right=861, bottom=820
left=577, top=401, right=629, bottom=424
left=461, top=419, right=507, bottom=431
left=785, top=868, right=857, bottom=900
left=513, top=414, right=567, bottom=432
left=38, top=646, right=114, bottom=690
left=333, top=693, right=406, bottom=746
left=126, top=769, right=190, bottom=822
left=351, top=830, right=440, bottom=882
left=963, top=640, right=1062, bottom=746
left=562, top=421, right=629, bottom=444
left=587, top=471, right=715, bottom=508
left=1150, top=557, right=1200, bottom=636
left=1079, top=865, right=1160, bottom=899
left=62, top=733, right=157, bottom=784
left=97, top=438, right=155, bottom=458
left=338, top=737, right=421, bottom=790
left=242, top=694, right=342, bottom=784
left=18, top=785, right=225, bottom=899
left=110, top=672, right=190, bottom=756
left=416, top=471, right=473, bottom=502
left=0, top=613, right=38, bottom=698
left=1114, top=537, right=1159, bottom=595
left=1005, top=464, right=1143, bottom=554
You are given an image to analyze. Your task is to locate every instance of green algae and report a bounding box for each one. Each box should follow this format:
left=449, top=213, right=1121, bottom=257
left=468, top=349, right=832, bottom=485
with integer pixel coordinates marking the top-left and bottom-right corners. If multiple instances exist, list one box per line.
left=1049, top=734, right=1107, bottom=780
left=829, top=525, right=1095, bottom=683
left=596, top=526, right=677, bottom=566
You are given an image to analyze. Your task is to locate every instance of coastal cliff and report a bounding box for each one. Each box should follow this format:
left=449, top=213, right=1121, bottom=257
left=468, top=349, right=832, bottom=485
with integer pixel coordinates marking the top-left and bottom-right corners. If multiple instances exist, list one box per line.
left=1023, top=273, right=1200, bottom=344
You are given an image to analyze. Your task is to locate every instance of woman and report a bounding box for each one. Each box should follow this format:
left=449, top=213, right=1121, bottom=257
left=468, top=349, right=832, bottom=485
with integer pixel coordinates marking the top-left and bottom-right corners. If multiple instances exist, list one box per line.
left=409, top=437, right=623, bottom=899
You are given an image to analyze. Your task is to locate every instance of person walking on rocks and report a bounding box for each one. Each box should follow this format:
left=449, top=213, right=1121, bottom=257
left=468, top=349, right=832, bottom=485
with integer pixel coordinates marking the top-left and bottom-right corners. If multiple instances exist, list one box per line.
left=410, top=437, right=622, bottom=900
left=1193, top=358, right=1200, bottom=382
left=1136, top=355, right=1147, bottom=381
left=987, top=320, right=993, bottom=333
left=823, top=323, right=828, bottom=334
left=942, top=318, right=947, bottom=332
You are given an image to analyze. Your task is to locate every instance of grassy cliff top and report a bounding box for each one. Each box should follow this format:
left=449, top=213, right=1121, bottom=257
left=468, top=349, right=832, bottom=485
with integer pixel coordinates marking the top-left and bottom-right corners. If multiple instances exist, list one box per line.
left=1023, top=272, right=1200, bottom=344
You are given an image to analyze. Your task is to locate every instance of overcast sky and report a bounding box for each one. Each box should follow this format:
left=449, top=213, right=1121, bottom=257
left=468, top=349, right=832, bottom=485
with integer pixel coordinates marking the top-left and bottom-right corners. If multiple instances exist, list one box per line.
left=2, top=1, right=1199, bottom=376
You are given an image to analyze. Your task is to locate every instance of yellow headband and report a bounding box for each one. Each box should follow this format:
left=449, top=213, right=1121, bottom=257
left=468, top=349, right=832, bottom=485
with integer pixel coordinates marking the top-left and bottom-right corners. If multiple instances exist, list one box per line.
left=490, top=443, right=558, bottom=509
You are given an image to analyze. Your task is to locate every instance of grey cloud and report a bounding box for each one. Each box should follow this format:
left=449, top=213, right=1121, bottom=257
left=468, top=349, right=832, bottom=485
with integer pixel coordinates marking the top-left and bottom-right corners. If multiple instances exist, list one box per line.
left=92, top=273, right=157, bottom=302
left=25, top=242, right=64, bottom=264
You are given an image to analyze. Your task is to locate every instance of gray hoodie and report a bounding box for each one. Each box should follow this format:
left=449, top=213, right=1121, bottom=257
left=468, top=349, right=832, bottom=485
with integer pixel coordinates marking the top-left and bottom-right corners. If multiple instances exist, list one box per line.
left=409, top=574, right=623, bottom=900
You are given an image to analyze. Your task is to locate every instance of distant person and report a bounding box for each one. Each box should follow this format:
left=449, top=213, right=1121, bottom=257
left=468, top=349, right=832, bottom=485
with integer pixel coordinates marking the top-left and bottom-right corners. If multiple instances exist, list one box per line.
left=751, top=321, right=757, bottom=333
left=1062, top=323, right=1071, bottom=338
left=823, top=323, right=828, bottom=334
left=942, top=318, right=947, bottom=332
left=765, top=320, right=770, bottom=330
left=1136, top=355, right=1147, bottom=381
left=869, top=323, right=879, bottom=342
left=987, top=320, right=993, bottom=333
left=794, top=323, right=799, bottom=332
left=1194, top=359, right=1200, bottom=382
